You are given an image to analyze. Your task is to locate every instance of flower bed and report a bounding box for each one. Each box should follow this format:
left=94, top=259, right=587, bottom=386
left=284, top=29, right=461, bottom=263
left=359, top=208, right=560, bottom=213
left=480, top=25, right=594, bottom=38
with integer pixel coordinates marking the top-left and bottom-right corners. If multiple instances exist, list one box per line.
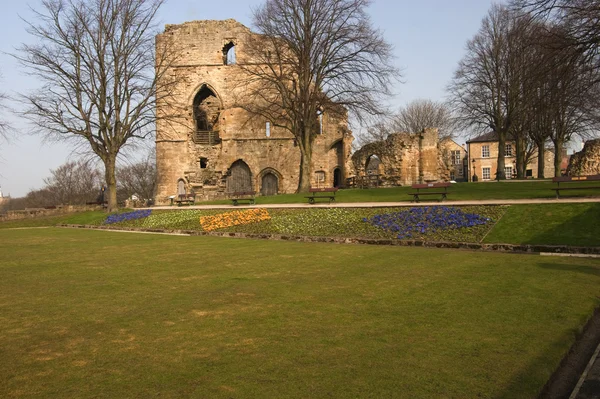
left=104, top=209, right=152, bottom=225
left=364, top=206, right=496, bottom=240
left=102, top=206, right=506, bottom=243
left=199, top=208, right=271, bottom=231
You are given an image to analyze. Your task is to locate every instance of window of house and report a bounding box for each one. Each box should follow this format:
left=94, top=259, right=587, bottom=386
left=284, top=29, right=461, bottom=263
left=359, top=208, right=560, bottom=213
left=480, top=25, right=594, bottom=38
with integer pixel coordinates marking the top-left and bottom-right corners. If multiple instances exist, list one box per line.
left=482, top=167, right=491, bottom=180
left=505, top=144, right=513, bottom=157
left=199, top=157, right=208, bottom=169
left=458, top=167, right=463, bottom=176
left=482, top=145, right=490, bottom=158
left=504, top=166, right=513, bottom=179
left=451, top=150, right=461, bottom=165
left=526, top=169, right=533, bottom=177
left=266, top=121, right=271, bottom=137
left=450, top=171, right=456, bottom=180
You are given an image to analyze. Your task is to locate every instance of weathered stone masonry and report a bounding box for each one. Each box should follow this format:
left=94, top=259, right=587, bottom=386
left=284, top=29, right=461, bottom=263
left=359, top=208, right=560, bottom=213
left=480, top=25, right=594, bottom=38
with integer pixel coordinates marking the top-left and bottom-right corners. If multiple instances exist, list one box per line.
left=155, top=19, right=353, bottom=204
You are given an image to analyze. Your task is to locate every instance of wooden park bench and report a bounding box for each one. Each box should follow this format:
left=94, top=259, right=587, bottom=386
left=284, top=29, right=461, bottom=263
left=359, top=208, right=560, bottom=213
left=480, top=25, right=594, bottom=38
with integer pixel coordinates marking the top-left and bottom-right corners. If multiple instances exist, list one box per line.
left=230, top=191, right=256, bottom=206
left=552, top=175, right=600, bottom=198
left=175, top=193, right=196, bottom=206
left=408, top=182, right=451, bottom=203
left=305, top=187, right=338, bottom=204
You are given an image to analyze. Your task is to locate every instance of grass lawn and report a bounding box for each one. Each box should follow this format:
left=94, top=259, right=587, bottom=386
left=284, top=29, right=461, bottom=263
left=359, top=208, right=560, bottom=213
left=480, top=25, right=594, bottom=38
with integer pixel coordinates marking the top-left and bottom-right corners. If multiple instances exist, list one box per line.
left=0, top=228, right=599, bottom=398
left=484, top=203, right=600, bottom=247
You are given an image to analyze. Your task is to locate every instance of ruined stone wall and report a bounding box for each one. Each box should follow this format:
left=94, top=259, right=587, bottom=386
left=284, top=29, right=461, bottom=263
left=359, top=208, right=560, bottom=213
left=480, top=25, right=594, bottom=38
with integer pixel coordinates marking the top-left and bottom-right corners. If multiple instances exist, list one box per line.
left=351, top=128, right=447, bottom=186
left=155, top=20, right=353, bottom=203
left=567, top=139, right=600, bottom=176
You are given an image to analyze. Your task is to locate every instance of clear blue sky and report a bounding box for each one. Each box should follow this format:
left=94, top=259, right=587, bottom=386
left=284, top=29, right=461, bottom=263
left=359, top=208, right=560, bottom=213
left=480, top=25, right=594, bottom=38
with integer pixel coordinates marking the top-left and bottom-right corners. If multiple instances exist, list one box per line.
left=0, top=0, right=499, bottom=197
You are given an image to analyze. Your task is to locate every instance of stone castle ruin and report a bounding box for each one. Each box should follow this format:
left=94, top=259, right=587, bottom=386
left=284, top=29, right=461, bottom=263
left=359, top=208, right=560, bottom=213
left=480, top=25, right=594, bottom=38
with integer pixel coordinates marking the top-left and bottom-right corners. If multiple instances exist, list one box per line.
left=155, top=19, right=353, bottom=203
left=351, top=128, right=457, bottom=186
left=567, top=139, right=600, bottom=176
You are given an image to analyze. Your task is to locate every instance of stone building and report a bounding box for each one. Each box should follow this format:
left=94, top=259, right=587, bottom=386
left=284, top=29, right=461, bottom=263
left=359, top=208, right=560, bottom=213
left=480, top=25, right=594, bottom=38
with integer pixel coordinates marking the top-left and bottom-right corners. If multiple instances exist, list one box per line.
left=466, top=132, right=565, bottom=180
left=567, top=139, right=600, bottom=175
left=154, top=19, right=353, bottom=203
left=351, top=128, right=454, bottom=186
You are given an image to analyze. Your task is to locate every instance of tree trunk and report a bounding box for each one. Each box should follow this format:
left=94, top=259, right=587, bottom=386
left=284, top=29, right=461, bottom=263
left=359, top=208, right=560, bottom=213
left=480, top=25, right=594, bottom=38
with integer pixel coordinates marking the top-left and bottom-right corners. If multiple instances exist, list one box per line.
left=104, top=155, right=118, bottom=212
left=297, top=150, right=312, bottom=192
left=536, top=142, right=545, bottom=179
left=515, top=136, right=525, bottom=179
left=297, top=125, right=313, bottom=193
left=553, top=138, right=564, bottom=177
left=496, top=131, right=507, bottom=180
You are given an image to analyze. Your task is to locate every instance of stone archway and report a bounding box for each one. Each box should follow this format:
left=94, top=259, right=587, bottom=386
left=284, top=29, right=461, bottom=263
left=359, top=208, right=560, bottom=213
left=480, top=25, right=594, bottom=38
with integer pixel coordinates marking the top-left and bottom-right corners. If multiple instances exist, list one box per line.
left=333, top=168, right=342, bottom=188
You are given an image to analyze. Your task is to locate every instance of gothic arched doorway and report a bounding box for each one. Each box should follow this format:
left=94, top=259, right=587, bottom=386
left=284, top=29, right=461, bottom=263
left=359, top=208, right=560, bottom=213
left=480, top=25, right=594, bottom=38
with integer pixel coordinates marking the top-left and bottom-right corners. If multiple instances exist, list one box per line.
left=227, top=160, right=252, bottom=193
left=261, top=172, right=278, bottom=196
left=333, top=168, right=342, bottom=188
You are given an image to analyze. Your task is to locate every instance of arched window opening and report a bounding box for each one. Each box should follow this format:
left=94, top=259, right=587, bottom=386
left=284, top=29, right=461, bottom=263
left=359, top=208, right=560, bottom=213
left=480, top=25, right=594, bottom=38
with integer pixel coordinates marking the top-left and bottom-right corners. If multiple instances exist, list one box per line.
left=223, top=42, right=236, bottom=65
left=193, top=85, right=221, bottom=145
left=226, top=160, right=252, bottom=193
left=317, top=109, right=323, bottom=134
left=199, top=157, right=208, bottom=169
left=365, top=154, right=381, bottom=175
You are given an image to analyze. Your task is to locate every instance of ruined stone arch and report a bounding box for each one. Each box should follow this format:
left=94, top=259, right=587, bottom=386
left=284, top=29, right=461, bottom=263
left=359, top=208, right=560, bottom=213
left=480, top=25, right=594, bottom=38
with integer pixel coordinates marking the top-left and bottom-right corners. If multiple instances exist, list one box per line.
left=190, top=84, right=223, bottom=145
left=258, top=167, right=282, bottom=196
left=365, top=154, right=382, bottom=175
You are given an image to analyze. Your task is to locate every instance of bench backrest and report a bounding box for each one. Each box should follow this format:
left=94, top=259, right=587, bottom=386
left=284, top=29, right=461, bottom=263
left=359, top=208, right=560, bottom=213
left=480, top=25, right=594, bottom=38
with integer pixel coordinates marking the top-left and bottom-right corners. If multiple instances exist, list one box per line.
left=411, top=182, right=451, bottom=189
left=309, top=187, right=338, bottom=193
left=552, top=174, right=600, bottom=183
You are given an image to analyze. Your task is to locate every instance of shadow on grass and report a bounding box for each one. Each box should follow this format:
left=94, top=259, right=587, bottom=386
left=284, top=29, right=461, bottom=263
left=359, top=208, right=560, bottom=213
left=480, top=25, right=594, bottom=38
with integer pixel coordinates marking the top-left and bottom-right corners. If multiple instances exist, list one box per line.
left=525, top=203, right=600, bottom=247
left=538, top=263, right=600, bottom=277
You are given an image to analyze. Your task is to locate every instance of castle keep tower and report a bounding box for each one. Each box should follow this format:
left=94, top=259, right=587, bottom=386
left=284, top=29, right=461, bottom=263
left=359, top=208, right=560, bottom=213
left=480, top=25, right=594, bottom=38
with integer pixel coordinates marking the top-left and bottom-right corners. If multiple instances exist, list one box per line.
left=155, top=20, right=353, bottom=203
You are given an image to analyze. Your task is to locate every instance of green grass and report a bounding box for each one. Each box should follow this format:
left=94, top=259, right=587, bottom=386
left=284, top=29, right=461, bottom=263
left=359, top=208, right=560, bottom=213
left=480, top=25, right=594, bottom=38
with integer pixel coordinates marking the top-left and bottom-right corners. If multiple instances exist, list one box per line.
left=0, top=228, right=599, bottom=398
left=484, top=203, right=600, bottom=246
left=0, top=210, right=107, bottom=229
left=201, top=180, right=600, bottom=204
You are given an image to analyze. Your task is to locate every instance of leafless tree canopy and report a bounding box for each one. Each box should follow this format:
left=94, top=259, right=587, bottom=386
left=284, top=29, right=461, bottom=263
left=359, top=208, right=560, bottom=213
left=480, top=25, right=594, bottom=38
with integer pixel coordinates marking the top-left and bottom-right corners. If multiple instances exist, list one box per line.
left=514, top=0, right=600, bottom=64
left=116, top=152, right=156, bottom=203
left=391, top=99, right=456, bottom=138
left=0, top=71, right=10, bottom=144
left=43, top=159, right=103, bottom=205
left=237, top=0, right=400, bottom=191
left=15, top=0, right=169, bottom=211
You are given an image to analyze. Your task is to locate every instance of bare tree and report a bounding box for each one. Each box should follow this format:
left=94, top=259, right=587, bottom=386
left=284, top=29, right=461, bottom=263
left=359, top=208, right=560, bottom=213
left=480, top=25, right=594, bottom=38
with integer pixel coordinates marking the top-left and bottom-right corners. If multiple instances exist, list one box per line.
left=391, top=99, right=456, bottom=138
left=514, top=0, right=600, bottom=65
left=449, top=4, right=531, bottom=180
left=0, top=71, right=10, bottom=144
left=44, top=159, right=103, bottom=204
left=116, top=152, right=156, bottom=204
left=15, top=0, right=172, bottom=211
left=236, top=0, right=400, bottom=192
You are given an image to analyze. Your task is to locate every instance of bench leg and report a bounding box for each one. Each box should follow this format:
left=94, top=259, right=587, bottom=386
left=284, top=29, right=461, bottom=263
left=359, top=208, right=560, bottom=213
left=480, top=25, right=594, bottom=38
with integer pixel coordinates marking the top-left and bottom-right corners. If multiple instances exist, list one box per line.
left=232, top=199, right=238, bottom=206
left=309, top=197, right=315, bottom=204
